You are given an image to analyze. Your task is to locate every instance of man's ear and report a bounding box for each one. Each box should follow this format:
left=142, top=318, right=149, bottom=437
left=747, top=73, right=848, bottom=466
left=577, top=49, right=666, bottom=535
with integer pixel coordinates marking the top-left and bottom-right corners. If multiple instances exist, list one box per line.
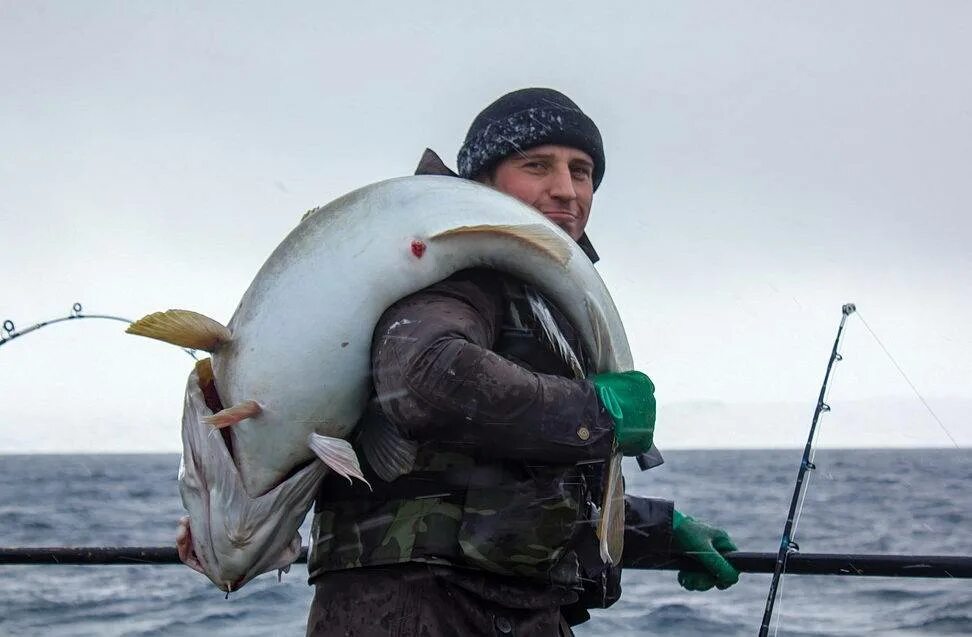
left=414, top=148, right=459, bottom=177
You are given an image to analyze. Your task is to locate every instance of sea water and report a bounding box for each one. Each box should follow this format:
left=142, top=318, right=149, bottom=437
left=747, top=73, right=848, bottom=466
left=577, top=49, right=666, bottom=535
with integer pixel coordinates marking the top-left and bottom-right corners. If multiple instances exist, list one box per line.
left=1, top=449, right=968, bottom=636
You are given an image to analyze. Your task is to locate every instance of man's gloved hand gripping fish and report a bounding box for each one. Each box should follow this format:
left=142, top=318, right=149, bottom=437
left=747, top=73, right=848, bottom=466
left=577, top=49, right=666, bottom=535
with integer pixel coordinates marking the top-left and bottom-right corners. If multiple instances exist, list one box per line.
left=129, top=176, right=634, bottom=591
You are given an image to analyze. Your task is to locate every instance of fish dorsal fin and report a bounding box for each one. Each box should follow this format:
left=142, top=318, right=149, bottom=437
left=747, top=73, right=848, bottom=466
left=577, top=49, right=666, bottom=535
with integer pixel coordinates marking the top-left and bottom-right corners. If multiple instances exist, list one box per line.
left=414, top=148, right=459, bottom=177
left=300, top=206, right=323, bottom=224
left=357, top=414, right=418, bottom=483
left=430, top=224, right=572, bottom=267
left=127, top=309, right=231, bottom=352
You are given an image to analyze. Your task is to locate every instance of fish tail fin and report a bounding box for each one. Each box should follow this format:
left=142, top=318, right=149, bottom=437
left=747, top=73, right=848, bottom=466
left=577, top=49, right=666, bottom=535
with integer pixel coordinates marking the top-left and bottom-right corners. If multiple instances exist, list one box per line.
left=203, top=400, right=262, bottom=428
left=430, top=224, right=572, bottom=266
left=307, top=433, right=371, bottom=489
left=127, top=309, right=231, bottom=352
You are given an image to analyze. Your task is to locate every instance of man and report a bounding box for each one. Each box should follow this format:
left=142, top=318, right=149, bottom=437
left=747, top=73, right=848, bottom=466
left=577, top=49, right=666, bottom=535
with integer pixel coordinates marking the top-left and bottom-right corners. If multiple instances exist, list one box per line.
left=305, top=88, right=739, bottom=636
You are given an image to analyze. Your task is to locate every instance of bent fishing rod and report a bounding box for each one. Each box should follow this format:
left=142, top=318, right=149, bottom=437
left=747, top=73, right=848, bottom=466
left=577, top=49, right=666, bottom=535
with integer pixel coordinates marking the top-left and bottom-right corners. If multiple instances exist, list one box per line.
left=2, top=547, right=970, bottom=578
left=757, top=304, right=856, bottom=636
left=755, top=303, right=968, bottom=635
left=0, top=302, right=197, bottom=359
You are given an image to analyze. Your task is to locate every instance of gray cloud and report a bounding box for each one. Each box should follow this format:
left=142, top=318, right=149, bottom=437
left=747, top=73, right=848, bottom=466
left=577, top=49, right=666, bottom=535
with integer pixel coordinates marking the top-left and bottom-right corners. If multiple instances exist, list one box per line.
left=2, top=2, right=969, bottom=451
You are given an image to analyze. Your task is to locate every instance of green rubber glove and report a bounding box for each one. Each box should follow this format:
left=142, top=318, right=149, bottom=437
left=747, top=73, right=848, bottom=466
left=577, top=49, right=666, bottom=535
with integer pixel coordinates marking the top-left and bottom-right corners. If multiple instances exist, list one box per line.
left=672, top=509, right=740, bottom=591
left=591, top=370, right=656, bottom=456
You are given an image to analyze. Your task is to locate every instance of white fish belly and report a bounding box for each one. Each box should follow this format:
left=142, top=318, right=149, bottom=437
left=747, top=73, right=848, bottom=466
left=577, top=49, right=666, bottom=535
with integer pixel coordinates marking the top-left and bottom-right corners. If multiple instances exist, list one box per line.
left=210, top=176, right=632, bottom=498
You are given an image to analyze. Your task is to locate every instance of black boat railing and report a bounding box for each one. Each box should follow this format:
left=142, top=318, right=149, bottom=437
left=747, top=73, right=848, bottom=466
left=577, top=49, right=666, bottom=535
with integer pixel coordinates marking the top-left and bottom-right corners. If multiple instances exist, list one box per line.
left=2, top=547, right=970, bottom=578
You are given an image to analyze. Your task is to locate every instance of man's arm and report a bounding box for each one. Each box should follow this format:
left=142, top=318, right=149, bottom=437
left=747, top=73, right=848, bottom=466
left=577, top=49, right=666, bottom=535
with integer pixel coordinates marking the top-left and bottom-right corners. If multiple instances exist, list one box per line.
left=372, top=269, right=615, bottom=464
left=624, top=495, right=675, bottom=554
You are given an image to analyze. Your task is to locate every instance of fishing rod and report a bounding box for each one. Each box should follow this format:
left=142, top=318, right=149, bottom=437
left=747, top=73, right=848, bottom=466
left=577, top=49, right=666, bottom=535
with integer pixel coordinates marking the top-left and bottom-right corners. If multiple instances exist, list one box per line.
left=0, top=302, right=197, bottom=359
left=2, top=547, right=970, bottom=578
left=758, top=303, right=855, bottom=636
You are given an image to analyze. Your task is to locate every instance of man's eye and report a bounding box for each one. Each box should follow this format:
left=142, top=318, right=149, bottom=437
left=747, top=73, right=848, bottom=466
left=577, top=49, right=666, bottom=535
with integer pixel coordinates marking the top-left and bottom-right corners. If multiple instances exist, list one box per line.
left=520, top=161, right=547, bottom=173
left=572, top=169, right=591, bottom=180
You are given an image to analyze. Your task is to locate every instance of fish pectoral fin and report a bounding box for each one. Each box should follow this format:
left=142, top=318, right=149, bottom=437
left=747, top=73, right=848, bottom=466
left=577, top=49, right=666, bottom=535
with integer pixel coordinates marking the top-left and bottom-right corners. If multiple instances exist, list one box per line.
left=307, top=433, right=371, bottom=489
left=127, top=309, right=232, bottom=352
left=430, top=224, right=572, bottom=266
left=203, top=400, right=262, bottom=428
left=357, top=416, right=418, bottom=483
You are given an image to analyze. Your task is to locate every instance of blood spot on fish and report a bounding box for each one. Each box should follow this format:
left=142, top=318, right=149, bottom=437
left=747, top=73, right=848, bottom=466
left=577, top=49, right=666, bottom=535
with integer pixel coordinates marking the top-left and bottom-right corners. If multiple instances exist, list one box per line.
left=410, top=240, right=426, bottom=258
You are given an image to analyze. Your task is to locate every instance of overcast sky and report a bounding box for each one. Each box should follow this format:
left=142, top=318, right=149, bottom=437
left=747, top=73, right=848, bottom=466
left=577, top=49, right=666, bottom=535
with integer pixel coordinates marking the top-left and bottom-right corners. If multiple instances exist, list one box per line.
left=1, top=2, right=970, bottom=452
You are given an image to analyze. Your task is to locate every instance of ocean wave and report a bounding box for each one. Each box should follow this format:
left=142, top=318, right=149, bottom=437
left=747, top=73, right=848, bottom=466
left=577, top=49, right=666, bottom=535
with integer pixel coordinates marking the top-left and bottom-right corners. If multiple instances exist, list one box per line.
left=4, top=450, right=969, bottom=637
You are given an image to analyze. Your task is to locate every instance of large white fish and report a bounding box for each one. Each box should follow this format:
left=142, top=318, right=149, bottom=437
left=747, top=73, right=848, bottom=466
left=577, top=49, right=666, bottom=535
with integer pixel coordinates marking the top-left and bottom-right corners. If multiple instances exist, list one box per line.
left=130, top=175, right=632, bottom=589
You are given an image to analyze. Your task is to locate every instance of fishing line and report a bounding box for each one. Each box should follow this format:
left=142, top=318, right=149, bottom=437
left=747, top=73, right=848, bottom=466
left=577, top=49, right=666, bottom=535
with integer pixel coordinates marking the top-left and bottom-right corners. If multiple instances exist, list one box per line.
left=855, top=311, right=960, bottom=449
left=763, top=303, right=963, bottom=635
left=759, top=304, right=855, bottom=637
left=773, top=473, right=808, bottom=636
left=789, top=355, right=841, bottom=543
left=790, top=356, right=842, bottom=528
left=772, top=358, right=842, bottom=637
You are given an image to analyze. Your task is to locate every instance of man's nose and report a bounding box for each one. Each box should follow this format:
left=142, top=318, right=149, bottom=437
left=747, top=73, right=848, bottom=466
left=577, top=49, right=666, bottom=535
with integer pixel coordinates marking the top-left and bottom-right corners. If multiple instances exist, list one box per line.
left=548, top=166, right=577, bottom=201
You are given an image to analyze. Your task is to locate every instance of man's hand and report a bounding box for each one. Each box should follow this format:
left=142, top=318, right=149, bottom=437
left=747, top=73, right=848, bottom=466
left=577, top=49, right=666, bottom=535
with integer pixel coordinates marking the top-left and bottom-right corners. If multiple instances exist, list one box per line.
left=591, top=371, right=655, bottom=456
left=176, top=516, right=208, bottom=576
left=672, top=509, right=740, bottom=591
left=177, top=516, right=248, bottom=592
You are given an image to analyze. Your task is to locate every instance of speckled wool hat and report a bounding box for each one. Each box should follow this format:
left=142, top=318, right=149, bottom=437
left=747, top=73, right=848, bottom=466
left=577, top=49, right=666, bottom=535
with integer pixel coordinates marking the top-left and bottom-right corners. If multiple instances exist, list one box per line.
left=457, top=88, right=605, bottom=190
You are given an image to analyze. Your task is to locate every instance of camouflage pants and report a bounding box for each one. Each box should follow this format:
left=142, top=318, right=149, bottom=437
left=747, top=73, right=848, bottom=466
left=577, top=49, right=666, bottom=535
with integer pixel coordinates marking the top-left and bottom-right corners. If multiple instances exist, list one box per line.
left=306, top=564, right=574, bottom=637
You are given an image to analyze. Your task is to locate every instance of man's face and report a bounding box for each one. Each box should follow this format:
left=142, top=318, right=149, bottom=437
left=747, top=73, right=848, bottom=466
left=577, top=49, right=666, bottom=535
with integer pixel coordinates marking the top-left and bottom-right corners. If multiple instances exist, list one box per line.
left=484, top=144, right=594, bottom=241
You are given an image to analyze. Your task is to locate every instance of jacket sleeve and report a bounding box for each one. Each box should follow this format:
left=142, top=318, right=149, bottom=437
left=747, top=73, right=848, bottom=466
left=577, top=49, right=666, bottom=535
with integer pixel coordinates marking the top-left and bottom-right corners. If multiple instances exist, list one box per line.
left=371, top=269, right=616, bottom=463
left=563, top=495, right=675, bottom=621
left=623, top=495, right=675, bottom=557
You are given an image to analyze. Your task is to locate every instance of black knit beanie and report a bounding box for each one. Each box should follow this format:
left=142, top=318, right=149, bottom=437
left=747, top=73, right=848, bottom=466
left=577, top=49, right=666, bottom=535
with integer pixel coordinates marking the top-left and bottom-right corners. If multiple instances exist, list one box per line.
left=457, top=88, right=605, bottom=191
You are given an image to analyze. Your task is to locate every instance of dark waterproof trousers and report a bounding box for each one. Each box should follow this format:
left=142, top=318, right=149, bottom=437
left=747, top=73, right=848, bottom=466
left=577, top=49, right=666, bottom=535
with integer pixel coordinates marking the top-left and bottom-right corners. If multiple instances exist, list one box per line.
left=306, top=564, right=574, bottom=637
